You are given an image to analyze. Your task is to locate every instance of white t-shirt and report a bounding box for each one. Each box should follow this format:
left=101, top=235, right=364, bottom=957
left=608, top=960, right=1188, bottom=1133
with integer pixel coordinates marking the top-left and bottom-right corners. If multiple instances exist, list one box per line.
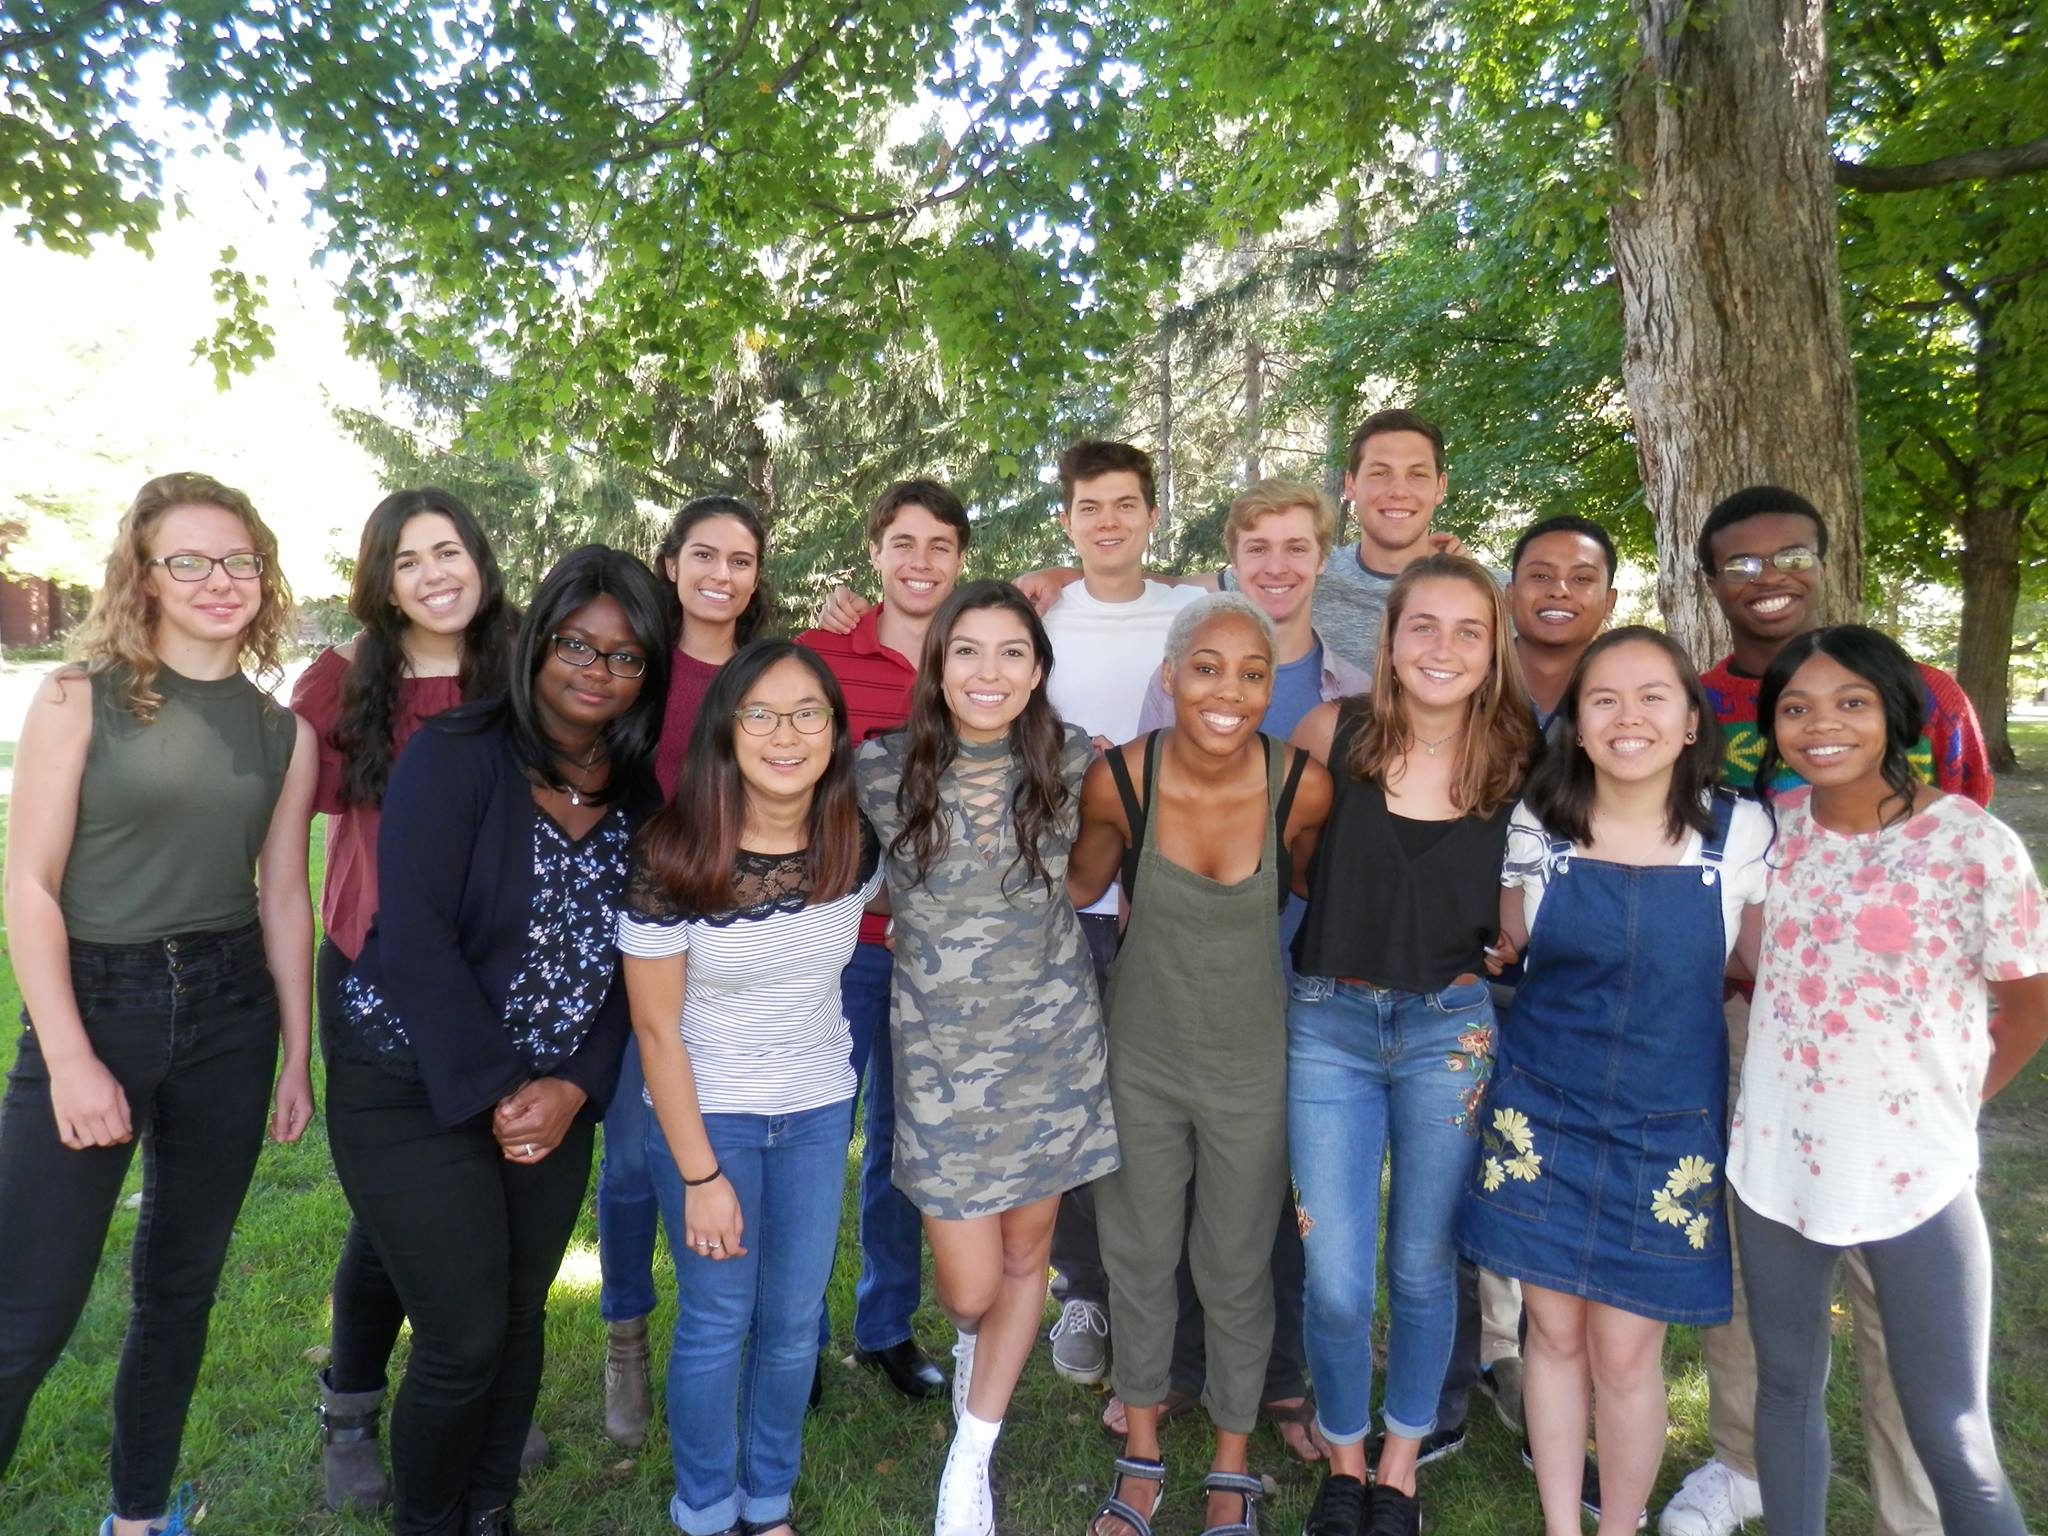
left=1501, top=796, right=1772, bottom=958
left=1729, top=789, right=2047, bottom=1244
left=615, top=847, right=884, bottom=1116
left=1043, top=578, right=1205, bottom=916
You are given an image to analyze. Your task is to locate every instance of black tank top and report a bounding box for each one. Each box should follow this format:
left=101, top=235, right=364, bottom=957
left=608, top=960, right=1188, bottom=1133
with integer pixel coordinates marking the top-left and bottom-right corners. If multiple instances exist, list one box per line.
left=1293, top=705, right=1515, bottom=992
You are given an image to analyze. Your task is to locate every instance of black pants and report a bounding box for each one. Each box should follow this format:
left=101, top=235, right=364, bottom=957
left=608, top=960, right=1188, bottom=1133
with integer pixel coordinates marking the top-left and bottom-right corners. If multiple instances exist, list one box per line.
left=0, top=924, right=278, bottom=1519
left=325, top=1051, right=592, bottom=1536
left=315, top=939, right=407, bottom=1392
left=1050, top=913, right=1123, bottom=1304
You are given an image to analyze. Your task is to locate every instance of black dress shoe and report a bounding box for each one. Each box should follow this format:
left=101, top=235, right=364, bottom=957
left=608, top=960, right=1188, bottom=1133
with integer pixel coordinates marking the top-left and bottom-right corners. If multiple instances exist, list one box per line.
left=852, top=1339, right=945, bottom=1399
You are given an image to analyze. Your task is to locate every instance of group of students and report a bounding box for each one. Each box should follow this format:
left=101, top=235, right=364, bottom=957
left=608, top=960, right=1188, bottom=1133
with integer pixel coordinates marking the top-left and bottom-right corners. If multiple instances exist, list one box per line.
left=0, top=409, right=2039, bottom=1536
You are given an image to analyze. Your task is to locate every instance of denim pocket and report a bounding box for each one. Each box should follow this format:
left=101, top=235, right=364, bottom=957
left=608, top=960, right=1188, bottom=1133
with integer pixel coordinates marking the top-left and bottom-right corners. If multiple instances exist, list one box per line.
left=1427, top=978, right=1493, bottom=1018
left=1472, top=1065, right=1562, bottom=1222
left=1629, top=1109, right=1727, bottom=1262
left=1287, top=972, right=1335, bottom=1006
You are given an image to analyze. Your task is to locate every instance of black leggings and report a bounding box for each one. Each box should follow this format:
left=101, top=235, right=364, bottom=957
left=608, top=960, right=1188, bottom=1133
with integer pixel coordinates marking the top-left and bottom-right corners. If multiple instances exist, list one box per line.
left=316, top=939, right=406, bottom=1393
left=325, top=1050, right=592, bottom=1536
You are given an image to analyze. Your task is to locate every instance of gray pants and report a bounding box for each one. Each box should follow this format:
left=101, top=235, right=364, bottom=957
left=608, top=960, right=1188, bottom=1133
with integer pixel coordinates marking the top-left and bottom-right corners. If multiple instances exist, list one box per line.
left=1735, top=1190, right=2026, bottom=1536
left=1095, top=1073, right=1289, bottom=1435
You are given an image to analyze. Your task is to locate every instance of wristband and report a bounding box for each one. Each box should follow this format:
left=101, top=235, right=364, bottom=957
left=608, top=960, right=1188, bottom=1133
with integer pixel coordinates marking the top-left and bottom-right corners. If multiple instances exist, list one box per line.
left=683, top=1164, right=722, bottom=1188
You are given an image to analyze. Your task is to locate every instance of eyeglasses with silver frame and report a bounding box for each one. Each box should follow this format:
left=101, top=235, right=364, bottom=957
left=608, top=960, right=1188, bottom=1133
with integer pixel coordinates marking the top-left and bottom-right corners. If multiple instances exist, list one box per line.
left=550, top=633, right=649, bottom=678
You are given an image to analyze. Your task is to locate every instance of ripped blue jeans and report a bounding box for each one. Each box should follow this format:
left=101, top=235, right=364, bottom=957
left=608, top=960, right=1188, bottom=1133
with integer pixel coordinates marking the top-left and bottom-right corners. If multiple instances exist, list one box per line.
left=1286, top=974, right=1493, bottom=1445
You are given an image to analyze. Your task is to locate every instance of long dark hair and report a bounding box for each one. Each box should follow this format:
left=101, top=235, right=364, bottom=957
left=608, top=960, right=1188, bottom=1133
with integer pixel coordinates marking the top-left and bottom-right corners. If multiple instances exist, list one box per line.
left=333, top=487, right=519, bottom=807
left=633, top=639, right=862, bottom=913
left=1756, top=625, right=1928, bottom=828
left=467, top=545, right=673, bottom=807
left=655, top=495, right=774, bottom=647
left=1524, top=626, right=1721, bottom=846
left=892, top=581, right=1070, bottom=896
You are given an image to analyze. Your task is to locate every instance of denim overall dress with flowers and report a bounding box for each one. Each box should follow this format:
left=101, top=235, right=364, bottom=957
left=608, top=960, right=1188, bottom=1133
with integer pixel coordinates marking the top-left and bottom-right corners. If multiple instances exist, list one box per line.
left=1455, top=792, right=1737, bottom=1326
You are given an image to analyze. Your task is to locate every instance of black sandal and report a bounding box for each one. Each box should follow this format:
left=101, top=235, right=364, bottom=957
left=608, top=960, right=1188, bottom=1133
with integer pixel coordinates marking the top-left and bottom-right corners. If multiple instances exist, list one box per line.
left=1200, top=1470, right=1264, bottom=1536
left=1089, top=1455, right=1166, bottom=1536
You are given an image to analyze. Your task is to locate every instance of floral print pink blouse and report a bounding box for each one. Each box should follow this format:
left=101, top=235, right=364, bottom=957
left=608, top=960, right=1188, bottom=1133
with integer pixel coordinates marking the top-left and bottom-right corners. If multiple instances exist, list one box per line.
left=1729, top=787, right=2046, bottom=1243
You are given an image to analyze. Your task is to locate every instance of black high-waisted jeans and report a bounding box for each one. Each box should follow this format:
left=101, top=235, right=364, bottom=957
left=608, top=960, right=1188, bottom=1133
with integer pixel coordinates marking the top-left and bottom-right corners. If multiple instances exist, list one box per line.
left=0, top=923, right=278, bottom=1520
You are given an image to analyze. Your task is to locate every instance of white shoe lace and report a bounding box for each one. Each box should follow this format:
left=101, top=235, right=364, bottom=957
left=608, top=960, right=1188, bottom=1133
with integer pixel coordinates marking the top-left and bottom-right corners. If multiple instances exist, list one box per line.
left=1660, top=1461, right=1763, bottom=1536
left=934, top=1431, right=994, bottom=1536
left=1052, top=1297, right=1108, bottom=1342
left=951, top=1331, right=976, bottom=1420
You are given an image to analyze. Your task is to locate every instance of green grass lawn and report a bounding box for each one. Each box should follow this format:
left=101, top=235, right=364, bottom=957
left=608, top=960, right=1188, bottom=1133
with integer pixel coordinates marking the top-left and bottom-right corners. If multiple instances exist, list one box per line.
left=2, top=761, right=2045, bottom=1534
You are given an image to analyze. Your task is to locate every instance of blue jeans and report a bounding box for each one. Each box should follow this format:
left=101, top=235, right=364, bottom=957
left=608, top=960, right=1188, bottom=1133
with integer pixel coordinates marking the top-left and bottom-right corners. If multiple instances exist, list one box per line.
left=597, top=1037, right=661, bottom=1323
left=650, top=1099, right=853, bottom=1535
left=1287, top=974, right=1493, bottom=1445
left=818, top=941, right=922, bottom=1352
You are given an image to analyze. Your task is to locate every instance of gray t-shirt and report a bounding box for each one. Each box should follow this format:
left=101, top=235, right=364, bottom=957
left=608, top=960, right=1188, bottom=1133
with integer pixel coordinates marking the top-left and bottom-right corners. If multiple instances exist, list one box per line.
left=1224, top=541, right=1393, bottom=676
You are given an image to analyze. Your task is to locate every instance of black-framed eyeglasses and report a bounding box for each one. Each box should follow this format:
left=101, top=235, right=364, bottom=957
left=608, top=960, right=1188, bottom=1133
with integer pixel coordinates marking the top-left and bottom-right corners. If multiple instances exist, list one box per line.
left=550, top=633, right=648, bottom=678
left=1718, top=546, right=1818, bottom=582
left=151, top=552, right=263, bottom=582
left=733, top=705, right=834, bottom=736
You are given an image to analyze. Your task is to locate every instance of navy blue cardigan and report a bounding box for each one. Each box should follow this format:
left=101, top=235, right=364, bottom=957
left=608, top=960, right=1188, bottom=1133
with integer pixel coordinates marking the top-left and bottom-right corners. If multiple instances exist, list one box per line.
left=340, top=710, right=652, bottom=1128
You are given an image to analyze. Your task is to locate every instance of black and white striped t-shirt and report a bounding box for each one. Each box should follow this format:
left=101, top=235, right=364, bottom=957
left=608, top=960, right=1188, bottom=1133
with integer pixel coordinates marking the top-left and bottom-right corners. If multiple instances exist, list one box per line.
left=616, top=829, right=883, bottom=1116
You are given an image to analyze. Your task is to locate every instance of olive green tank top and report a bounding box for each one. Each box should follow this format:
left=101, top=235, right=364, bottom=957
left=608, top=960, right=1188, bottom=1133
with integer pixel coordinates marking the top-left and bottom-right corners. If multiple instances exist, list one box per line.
left=59, top=666, right=297, bottom=944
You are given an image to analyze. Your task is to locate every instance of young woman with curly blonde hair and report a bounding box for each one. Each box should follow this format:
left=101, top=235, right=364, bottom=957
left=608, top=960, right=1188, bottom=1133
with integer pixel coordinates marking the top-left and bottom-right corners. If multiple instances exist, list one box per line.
left=0, top=472, right=319, bottom=1536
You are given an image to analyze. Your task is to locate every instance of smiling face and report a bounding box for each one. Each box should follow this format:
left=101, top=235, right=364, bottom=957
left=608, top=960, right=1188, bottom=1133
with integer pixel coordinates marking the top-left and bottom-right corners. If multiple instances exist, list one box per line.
left=1707, top=511, right=1823, bottom=647
left=389, top=511, right=483, bottom=636
left=1344, top=429, right=1446, bottom=562
left=1165, top=611, right=1274, bottom=755
left=1510, top=530, right=1613, bottom=653
left=1388, top=575, right=1495, bottom=714
left=1230, top=506, right=1322, bottom=626
left=870, top=503, right=965, bottom=620
left=1061, top=469, right=1158, bottom=581
left=1771, top=650, right=1889, bottom=791
left=665, top=512, right=761, bottom=633
left=733, top=654, right=837, bottom=803
left=1575, top=637, right=1697, bottom=786
left=941, top=604, right=1044, bottom=745
left=148, top=503, right=264, bottom=650
left=532, top=593, right=647, bottom=743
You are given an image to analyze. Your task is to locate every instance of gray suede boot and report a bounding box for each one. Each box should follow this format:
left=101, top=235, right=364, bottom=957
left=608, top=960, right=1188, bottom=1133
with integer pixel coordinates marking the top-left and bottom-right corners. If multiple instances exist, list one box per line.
left=318, top=1368, right=391, bottom=1512
left=519, top=1420, right=550, bottom=1475
left=602, top=1316, right=653, bottom=1449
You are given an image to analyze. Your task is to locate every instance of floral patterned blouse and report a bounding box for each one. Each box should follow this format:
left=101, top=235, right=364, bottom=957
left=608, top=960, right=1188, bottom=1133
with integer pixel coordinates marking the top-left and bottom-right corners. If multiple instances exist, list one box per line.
left=341, top=810, right=633, bottom=1076
left=1728, top=788, right=2046, bottom=1243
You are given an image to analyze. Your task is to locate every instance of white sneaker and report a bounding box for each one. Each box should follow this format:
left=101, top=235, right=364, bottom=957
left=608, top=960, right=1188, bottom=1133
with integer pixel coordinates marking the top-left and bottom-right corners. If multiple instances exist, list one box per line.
left=951, top=1330, right=977, bottom=1420
left=934, top=1430, right=995, bottom=1536
left=1048, top=1296, right=1110, bottom=1384
left=1659, top=1460, right=1764, bottom=1536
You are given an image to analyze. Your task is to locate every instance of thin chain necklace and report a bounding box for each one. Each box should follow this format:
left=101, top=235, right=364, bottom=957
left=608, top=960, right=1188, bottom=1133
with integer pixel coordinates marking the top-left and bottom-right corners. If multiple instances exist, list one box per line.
left=562, top=739, right=604, bottom=806
left=1414, top=725, right=1464, bottom=757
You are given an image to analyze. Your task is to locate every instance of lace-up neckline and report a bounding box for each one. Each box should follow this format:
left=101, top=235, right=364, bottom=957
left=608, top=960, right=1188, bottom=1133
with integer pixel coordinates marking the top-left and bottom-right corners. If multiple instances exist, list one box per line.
left=954, top=739, right=1013, bottom=868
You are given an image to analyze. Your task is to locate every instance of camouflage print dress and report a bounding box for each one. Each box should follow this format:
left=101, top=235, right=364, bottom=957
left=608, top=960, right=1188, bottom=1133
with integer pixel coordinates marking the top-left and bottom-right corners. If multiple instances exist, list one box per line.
left=855, top=725, right=1120, bottom=1220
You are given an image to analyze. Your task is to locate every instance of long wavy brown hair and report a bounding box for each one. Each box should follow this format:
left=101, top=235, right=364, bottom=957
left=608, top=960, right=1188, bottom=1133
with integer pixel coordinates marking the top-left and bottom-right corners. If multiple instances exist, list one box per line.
left=1344, top=552, right=1536, bottom=816
left=69, top=472, right=294, bottom=723
left=892, top=581, right=1071, bottom=897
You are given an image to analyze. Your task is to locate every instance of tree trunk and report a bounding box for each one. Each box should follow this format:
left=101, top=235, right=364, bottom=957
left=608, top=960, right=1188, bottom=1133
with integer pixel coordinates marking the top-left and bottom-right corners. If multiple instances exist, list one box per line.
left=1610, top=0, right=1865, bottom=669
left=1158, top=326, right=1176, bottom=532
left=1243, top=330, right=1265, bottom=485
left=1326, top=197, right=1360, bottom=514
left=1955, top=499, right=2019, bottom=770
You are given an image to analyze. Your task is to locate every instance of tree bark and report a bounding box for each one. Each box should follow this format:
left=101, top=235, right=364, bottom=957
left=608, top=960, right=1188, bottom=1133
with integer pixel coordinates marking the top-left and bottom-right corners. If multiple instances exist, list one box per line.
left=1610, top=0, right=1865, bottom=667
left=1956, top=499, right=2020, bottom=770
left=1158, top=326, right=1175, bottom=531
left=1326, top=197, right=1360, bottom=514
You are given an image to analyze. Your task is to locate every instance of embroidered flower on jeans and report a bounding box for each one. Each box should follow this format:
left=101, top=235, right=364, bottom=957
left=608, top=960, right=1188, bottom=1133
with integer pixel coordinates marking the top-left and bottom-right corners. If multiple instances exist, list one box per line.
left=1477, top=1106, right=1542, bottom=1188
left=1481, top=1157, right=1506, bottom=1192
left=1685, top=1214, right=1712, bottom=1250
left=1492, top=1106, right=1534, bottom=1154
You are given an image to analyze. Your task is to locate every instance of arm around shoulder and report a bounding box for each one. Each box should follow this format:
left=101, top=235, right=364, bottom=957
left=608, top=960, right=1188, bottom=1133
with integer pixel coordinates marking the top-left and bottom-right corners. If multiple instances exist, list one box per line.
left=1290, top=699, right=1342, bottom=768
left=1067, top=753, right=1132, bottom=909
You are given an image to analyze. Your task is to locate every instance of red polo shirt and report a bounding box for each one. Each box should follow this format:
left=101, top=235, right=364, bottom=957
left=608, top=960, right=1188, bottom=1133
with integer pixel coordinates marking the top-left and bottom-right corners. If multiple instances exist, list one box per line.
left=798, top=606, right=917, bottom=945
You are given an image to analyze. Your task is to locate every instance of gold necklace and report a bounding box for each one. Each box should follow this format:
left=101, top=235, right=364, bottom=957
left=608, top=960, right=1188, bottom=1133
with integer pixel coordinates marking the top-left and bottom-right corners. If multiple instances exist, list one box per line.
left=1414, top=726, right=1464, bottom=757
